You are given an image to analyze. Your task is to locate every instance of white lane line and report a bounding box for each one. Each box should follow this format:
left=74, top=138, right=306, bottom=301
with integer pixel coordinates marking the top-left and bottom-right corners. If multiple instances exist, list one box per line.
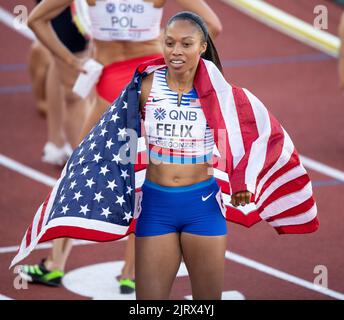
left=220, top=0, right=340, bottom=57
left=0, top=238, right=127, bottom=254
left=0, top=294, right=13, bottom=300
left=0, top=240, right=94, bottom=254
left=0, top=6, right=35, bottom=40
left=300, top=155, right=344, bottom=182
left=0, top=154, right=56, bottom=187
left=226, top=251, right=344, bottom=300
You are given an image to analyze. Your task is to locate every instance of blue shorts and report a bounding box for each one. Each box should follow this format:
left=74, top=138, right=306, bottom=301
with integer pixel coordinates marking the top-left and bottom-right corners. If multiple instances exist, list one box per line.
left=135, top=177, right=227, bottom=237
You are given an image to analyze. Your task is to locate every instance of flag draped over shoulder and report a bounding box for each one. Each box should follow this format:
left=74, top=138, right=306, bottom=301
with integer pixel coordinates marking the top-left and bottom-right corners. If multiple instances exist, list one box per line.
left=11, top=58, right=318, bottom=268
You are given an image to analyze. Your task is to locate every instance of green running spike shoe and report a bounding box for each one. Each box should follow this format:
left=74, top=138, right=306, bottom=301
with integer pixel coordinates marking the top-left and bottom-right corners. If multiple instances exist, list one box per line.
left=119, top=278, right=135, bottom=294
left=19, top=260, right=64, bottom=287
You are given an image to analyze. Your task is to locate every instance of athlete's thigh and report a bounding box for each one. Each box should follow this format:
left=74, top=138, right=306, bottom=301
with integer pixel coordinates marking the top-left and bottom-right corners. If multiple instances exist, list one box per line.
left=135, top=233, right=182, bottom=300
left=180, top=233, right=227, bottom=300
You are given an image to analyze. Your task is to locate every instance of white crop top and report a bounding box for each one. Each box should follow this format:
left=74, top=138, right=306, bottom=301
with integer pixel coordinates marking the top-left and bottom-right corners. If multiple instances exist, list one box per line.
left=88, top=0, right=163, bottom=41
left=142, top=68, right=215, bottom=164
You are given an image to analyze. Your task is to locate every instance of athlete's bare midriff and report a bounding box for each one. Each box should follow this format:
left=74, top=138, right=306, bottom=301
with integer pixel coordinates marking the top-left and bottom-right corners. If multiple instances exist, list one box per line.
left=146, top=161, right=213, bottom=187
left=92, top=38, right=162, bottom=65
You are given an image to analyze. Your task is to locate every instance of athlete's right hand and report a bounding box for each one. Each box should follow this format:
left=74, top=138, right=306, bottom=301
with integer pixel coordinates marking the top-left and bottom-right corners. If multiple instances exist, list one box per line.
left=230, top=190, right=252, bottom=207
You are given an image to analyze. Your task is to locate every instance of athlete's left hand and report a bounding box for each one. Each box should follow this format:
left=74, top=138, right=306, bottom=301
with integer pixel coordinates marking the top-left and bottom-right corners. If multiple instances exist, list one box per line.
left=231, top=191, right=253, bottom=207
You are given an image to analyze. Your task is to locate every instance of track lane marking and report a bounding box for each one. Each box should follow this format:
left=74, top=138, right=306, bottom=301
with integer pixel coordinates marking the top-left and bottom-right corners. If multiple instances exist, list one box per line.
left=220, top=0, right=340, bottom=57
left=226, top=251, right=344, bottom=300
left=0, top=240, right=95, bottom=254
left=300, top=155, right=344, bottom=182
left=0, top=154, right=56, bottom=187
left=0, top=238, right=128, bottom=254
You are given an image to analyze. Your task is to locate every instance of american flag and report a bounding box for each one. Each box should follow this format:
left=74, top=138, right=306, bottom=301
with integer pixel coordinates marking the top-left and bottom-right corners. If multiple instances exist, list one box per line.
left=11, top=57, right=318, bottom=267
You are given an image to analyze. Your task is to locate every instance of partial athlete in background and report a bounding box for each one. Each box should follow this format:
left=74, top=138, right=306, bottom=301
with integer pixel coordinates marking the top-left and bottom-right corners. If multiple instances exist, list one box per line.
left=29, top=0, right=90, bottom=165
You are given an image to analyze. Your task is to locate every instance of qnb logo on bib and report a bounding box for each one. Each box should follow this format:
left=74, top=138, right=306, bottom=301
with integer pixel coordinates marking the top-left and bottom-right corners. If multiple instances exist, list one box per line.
left=106, top=3, right=116, bottom=13
left=154, top=108, right=166, bottom=121
left=153, top=109, right=198, bottom=122
left=106, top=2, right=145, bottom=14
